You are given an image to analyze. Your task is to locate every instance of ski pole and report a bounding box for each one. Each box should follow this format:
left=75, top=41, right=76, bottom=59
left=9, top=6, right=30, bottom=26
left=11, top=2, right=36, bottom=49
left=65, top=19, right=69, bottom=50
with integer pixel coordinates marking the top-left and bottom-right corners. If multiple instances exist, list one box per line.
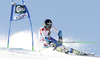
left=62, top=42, right=96, bottom=43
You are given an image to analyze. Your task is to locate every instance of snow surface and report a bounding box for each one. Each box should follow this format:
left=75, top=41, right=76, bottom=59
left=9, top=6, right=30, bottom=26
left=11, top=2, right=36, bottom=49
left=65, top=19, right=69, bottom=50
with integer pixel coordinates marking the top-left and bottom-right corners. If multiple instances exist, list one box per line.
left=0, top=31, right=100, bottom=59
left=0, top=47, right=100, bottom=59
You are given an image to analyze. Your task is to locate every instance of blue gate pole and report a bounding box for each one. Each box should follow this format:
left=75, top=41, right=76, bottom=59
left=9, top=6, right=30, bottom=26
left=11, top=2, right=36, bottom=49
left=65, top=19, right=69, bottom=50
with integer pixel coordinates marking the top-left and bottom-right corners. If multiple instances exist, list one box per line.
left=29, top=18, right=34, bottom=51
left=7, top=1, right=14, bottom=48
left=23, top=3, right=34, bottom=51
left=7, top=21, right=12, bottom=48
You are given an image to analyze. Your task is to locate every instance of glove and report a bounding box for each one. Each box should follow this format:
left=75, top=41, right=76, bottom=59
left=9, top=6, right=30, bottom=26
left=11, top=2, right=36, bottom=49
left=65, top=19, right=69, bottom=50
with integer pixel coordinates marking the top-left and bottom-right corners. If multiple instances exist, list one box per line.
left=58, top=37, right=63, bottom=44
left=58, top=39, right=63, bottom=44
left=57, top=41, right=62, bottom=44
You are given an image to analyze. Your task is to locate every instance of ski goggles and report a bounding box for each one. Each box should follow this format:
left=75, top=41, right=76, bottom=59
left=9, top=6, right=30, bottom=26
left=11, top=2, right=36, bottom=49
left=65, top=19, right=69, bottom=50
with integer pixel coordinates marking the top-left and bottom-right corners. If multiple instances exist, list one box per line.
left=46, top=25, right=52, bottom=28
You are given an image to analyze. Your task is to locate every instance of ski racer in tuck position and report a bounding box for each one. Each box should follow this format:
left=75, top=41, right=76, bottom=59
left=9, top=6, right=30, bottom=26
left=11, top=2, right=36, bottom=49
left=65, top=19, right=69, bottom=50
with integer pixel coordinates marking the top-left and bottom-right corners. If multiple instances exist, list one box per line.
left=38, top=19, right=94, bottom=56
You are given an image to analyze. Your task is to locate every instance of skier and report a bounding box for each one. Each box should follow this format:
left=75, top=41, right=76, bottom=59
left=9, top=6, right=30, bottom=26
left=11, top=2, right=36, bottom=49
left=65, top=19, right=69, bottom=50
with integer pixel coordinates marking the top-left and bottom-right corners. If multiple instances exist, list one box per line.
left=38, top=19, right=63, bottom=49
left=38, top=19, right=93, bottom=56
left=38, top=19, right=73, bottom=53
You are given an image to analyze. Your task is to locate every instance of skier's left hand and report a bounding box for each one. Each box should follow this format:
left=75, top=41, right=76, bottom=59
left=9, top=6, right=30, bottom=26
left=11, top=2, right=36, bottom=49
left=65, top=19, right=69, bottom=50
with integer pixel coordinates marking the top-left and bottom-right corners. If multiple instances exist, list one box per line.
left=58, top=36, right=63, bottom=44
left=58, top=41, right=61, bottom=44
left=57, top=40, right=62, bottom=44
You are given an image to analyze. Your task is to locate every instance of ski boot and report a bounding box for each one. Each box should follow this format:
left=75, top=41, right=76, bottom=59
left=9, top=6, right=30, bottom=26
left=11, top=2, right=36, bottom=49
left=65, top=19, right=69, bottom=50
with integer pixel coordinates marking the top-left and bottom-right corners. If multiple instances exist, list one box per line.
left=73, top=49, right=80, bottom=55
left=69, top=48, right=95, bottom=56
left=56, top=46, right=69, bottom=54
left=69, top=48, right=81, bottom=55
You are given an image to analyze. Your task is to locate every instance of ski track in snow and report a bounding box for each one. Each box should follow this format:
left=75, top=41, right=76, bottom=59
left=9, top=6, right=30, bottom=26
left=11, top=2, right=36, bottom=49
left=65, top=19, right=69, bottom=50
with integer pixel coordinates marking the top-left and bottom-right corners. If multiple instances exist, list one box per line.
left=0, top=47, right=100, bottom=59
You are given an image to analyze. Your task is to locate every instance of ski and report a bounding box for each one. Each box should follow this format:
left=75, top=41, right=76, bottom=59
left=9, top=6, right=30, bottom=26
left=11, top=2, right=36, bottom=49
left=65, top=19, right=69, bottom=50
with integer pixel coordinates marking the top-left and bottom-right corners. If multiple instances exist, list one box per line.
left=54, top=45, right=95, bottom=56
left=79, top=53, right=95, bottom=56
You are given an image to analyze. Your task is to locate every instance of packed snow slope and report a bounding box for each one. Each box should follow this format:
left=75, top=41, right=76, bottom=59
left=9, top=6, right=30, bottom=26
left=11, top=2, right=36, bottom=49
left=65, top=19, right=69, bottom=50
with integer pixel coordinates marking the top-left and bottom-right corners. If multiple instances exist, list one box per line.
left=0, top=31, right=99, bottom=59
left=0, top=47, right=100, bottom=59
